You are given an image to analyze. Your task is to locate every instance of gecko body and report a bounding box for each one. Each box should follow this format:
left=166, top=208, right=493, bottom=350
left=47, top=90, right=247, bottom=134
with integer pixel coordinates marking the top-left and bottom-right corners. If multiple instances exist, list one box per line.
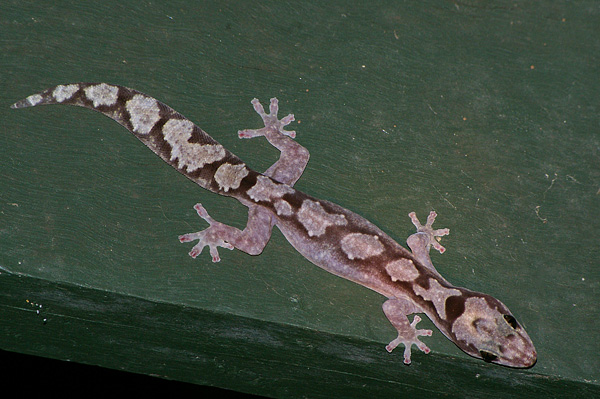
left=12, top=83, right=536, bottom=367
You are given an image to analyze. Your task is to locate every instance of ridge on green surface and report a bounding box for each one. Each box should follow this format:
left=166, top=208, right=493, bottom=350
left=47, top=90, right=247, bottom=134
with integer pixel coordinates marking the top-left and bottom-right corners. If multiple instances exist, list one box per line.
left=1, top=272, right=597, bottom=398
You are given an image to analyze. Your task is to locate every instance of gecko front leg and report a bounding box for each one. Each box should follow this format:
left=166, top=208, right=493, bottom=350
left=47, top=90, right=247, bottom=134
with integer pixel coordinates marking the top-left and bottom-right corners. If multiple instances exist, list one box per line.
left=382, top=212, right=448, bottom=363
left=383, top=298, right=433, bottom=364
left=406, top=211, right=450, bottom=274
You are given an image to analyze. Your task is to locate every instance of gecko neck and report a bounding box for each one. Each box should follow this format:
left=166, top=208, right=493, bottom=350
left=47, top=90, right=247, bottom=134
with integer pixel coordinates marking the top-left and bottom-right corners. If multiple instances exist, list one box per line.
left=396, top=258, right=467, bottom=338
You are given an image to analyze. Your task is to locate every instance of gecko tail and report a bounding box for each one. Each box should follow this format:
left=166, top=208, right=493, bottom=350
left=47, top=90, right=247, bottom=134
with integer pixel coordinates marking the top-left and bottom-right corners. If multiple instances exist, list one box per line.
left=11, top=98, right=36, bottom=109
left=11, top=83, right=258, bottom=197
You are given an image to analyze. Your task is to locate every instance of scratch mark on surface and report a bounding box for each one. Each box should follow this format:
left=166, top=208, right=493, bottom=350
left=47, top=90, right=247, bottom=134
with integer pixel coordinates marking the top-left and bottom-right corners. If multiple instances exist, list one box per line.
left=534, top=205, right=547, bottom=224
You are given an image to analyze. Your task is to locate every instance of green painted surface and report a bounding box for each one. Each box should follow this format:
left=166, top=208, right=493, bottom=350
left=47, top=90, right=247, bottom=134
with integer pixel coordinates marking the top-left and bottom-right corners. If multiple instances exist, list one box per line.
left=1, top=273, right=597, bottom=397
left=1, top=0, right=598, bottom=396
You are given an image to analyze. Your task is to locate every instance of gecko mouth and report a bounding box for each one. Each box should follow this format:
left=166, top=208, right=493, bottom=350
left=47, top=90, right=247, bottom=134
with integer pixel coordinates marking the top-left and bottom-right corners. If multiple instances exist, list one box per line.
left=479, top=350, right=498, bottom=363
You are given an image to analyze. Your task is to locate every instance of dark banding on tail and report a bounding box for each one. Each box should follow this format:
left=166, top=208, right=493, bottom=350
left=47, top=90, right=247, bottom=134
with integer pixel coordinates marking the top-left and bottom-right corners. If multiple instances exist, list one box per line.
left=12, top=83, right=260, bottom=197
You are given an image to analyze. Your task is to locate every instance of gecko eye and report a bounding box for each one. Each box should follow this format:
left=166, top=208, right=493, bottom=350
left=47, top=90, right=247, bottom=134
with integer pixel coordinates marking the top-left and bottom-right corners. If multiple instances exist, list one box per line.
left=503, top=314, right=519, bottom=330
left=479, top=350, right=498, bottom=363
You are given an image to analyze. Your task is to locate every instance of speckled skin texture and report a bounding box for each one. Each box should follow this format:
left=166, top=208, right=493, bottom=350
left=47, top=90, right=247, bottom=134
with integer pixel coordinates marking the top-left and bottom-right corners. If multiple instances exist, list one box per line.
left=12, top=84, right=536, bottom=367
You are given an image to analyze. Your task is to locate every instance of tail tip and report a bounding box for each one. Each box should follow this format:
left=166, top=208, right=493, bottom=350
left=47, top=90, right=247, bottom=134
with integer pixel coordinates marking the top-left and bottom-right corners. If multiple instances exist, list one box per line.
left=11, top=94, right=45, bottom=109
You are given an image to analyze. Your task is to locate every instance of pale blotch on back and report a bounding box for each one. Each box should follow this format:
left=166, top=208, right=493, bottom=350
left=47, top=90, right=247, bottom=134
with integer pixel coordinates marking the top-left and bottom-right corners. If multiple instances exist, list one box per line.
left=385, top=258, right=419, bottom=282
left=125, top=94, right=161, bottom=135
left=247, top=175, right=295, bottom=202
left=297, top=199, right=347, bottom=237
left=52, top=84, right=80, bottom=103
left=214, top=163, right=249, bottom=192
left=414, top=278, right=461, bottom=320
left=162, top=118, right=226, bottom=172
left=84, top=83, right=119, bottom=107
left=341, top=233, right=384, bottom=260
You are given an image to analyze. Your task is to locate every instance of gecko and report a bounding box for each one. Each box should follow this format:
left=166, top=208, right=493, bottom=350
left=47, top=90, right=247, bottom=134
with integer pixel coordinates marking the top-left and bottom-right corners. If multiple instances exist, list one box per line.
left=11, top=83, right=537, bottom=367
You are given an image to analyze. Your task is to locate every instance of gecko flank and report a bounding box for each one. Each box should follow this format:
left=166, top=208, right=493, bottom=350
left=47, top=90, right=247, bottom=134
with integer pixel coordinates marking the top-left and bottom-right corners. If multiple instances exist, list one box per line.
left=11, top=83, right=537, bottom=367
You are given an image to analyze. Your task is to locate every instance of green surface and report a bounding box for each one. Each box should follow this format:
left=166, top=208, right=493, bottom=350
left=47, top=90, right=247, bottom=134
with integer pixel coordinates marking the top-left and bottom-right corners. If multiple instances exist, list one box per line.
left=1, top=273, right=597, bottom=397
left=1, top=0, right=599, bottom=396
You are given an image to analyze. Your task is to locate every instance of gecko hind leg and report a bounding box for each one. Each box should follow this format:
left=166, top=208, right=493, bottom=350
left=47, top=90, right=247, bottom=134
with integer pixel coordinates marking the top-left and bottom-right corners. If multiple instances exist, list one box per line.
left=179, top=203, right=274, bottom=262
left=238, top=98, right=309, bottom=186
left=383, top=298, right=432, bottom=365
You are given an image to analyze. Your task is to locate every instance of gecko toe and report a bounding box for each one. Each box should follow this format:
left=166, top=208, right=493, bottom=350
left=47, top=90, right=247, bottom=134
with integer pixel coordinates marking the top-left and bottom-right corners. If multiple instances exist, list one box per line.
left=408, top=211, right=450, bottom=254
left=180, top=204, right=236, bottom=261
left=241, top=98, right=297, bottom=139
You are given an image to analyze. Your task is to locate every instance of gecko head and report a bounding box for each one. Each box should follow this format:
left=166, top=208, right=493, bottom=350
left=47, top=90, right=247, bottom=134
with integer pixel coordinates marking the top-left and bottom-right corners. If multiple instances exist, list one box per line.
left=448, top=293, right=537, bottom=368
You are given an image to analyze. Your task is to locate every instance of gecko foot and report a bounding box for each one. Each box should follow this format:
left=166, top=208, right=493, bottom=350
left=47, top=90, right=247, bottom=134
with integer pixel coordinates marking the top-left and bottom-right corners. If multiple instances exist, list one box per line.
left=385, top=315, right=433, bottom=365
left=178, top=203, right=234, bottom=262
left=408, top=211, right=450, bottom=254
left=238, top=98, right=296, bottom=139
